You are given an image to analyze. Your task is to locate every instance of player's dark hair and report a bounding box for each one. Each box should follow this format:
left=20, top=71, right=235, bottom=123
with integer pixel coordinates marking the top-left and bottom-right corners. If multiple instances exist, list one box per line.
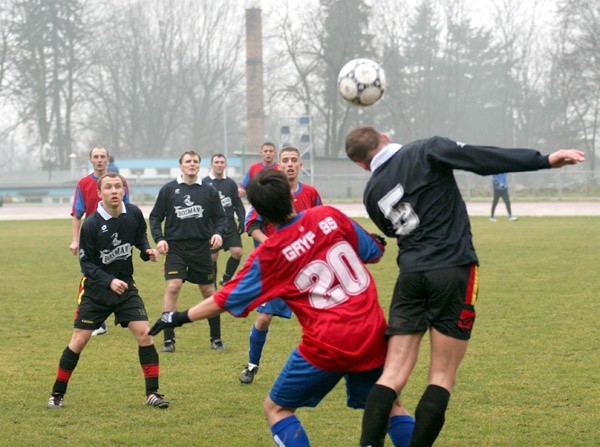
left=97, top=172, right=125, bottom=190
left=345, top=125, right=380, bottom=163
left=247, top=170, right=293, bottom=226
left=179, top=151, right=200, bottom=164
left=211, top=153, right=226, bottom=162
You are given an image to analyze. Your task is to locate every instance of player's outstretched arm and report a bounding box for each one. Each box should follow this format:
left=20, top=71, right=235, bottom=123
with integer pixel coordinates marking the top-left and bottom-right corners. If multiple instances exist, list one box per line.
left=548, top=149, right=585, bottom=168
left=148, top=298, right=224, bottom=336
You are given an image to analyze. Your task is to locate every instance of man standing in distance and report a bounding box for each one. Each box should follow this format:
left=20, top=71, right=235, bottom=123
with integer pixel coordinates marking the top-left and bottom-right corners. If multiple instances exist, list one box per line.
left=240, top=146, right=322, bottom=384
left=48, top=172, right=168, bottom=410
left=238, top=142, right=278, bottom=197
left=149, top=151, right=227, bottom=353
left=203, top=154, right=246, bottom=287
left=70, top=146, right=130, bottom=336
left=345, top=125, right=585, bottom=447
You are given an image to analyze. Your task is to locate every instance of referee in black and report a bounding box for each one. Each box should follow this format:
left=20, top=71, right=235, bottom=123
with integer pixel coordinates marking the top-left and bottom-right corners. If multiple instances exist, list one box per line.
left=150, top=151, right=227, bottom=353
left=48, top=172, right=169, bottom=409
left=346, top=125, right=585, bottom=447
left=203, top=153, right=246, bottom=288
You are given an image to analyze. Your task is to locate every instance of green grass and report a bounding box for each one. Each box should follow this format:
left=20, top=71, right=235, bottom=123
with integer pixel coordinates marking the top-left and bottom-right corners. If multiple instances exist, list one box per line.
left=0, top=217, right=598, bottom=446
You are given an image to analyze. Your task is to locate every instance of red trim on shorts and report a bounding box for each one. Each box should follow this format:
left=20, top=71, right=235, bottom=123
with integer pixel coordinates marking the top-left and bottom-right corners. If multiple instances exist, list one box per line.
left=141, top=363, right=159, bottom=378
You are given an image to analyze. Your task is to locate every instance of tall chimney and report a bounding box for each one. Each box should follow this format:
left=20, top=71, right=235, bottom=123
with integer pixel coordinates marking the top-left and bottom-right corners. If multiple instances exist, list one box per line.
left=245, top=8, right=265, bottom=155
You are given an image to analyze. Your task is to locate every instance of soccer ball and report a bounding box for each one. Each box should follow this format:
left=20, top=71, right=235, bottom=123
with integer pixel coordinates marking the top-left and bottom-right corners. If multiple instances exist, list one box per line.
left=338, top=58, right=386, bottom=106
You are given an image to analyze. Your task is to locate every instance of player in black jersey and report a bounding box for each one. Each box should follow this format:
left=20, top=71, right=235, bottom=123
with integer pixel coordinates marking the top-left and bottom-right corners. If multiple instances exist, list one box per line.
left=47, top=172, right=169, bottom=409
left=150, top=151, right=227, bottom=353
left=203, top=154, right=246, bottom=289
left=346, top=126, right=585, bottom=447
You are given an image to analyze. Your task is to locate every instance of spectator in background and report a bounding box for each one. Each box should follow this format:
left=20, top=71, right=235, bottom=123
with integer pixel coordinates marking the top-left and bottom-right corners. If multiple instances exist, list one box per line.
left=108, top=155, right=120, bottom=173
left=490, top=173, right=517, bottom=221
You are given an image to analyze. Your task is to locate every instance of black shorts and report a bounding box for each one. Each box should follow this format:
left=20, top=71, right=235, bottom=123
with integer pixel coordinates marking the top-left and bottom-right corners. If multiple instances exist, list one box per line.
left=74, top=277, right=149, bottom=330
left=210, top=225, right=242, bottom=254
left=164, top=239, right=214, bottom=285
left=386, top=264, right=478, bottom=340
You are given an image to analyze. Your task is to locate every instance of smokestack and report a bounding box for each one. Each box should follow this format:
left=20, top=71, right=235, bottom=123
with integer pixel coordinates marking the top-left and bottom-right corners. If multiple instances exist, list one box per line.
left=245, top=8, right=265, bottom=154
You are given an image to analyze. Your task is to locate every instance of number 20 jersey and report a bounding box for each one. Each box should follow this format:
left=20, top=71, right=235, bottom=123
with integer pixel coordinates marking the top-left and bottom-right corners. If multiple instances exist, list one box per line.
left=213, top=205, right=387, bottom=372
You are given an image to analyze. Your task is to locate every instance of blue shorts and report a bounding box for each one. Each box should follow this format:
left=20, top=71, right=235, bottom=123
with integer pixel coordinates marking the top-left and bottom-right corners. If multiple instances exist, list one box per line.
left=257, top=297, right=292, bottom=319
left=269, top=349, right=383, bottom=409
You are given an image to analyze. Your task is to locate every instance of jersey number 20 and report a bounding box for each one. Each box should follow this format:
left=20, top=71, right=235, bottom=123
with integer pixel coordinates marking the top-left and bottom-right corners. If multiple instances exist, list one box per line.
left=294, top=241, right=369, bottom=309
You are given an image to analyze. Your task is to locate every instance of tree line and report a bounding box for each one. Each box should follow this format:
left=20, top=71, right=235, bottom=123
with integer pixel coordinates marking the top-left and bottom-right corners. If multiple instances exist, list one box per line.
left=0, top=0, right=596, bottom=176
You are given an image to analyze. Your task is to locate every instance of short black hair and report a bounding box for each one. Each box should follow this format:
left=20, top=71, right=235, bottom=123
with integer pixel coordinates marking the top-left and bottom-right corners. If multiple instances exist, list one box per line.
left=247, top=170, right=293, bottom=226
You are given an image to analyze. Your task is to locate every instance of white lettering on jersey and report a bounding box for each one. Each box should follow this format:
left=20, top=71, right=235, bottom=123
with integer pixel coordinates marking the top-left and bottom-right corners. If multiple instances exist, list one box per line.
left=318, top=217, right=338, bottom=234
left=174, top=205, right=204, bottom=219
left=378, top=184, right=420, bottom=236
left=282, top=231, right=316, bottom=261
left=219, top=191, right=232, bottom=208
left=99, top=243, right=133, bottom=264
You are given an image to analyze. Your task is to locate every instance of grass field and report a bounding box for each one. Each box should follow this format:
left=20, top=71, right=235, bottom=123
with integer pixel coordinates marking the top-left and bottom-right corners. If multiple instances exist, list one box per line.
left=0, top=216, right=598, bottom=446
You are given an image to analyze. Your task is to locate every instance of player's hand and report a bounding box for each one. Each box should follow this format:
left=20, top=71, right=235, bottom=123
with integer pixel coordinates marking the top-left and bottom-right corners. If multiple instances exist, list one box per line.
left=146, top=248, right=158, bottom=262
left=210, top=234, right=223, bottom=250
left=149, top=312, right=183, bottom=336
left=238, top=221, right=245, bottom=235
left=548, top=149, right=585, bottom=168
left=110, top=278, right=129, bottom=295
left=156, top=240, right=169, bottom=255
left=370, top=233, right=387, bottom=247
left=69, top=241, right=79, bottom=255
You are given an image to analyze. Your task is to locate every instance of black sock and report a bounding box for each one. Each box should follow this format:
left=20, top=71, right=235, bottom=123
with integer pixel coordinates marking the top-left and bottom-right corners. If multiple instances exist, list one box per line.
left=408, top=385, right=450, bottom=447
left=139, top=345, right=160, bottom=395
left=52, top=346, right=80, bottom=396
left=208, top=315, right=221, bottom=341
left=360, top=384, right=398, bottom=447
left=213, top=261, right=218, bottom=288
left=223, top=256, right=241, bottom=280
left=164, top=327, right=175, bottom=343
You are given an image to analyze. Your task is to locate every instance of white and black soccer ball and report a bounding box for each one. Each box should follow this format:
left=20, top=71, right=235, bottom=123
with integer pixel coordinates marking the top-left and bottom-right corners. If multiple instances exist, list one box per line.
left=338, top=58, right=386, bottom=106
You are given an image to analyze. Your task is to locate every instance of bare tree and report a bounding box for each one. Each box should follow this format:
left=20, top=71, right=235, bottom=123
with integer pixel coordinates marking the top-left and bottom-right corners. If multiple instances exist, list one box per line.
left=551, top=0, right=600, bottom=175
left=9, top=0, right=86, bottom=168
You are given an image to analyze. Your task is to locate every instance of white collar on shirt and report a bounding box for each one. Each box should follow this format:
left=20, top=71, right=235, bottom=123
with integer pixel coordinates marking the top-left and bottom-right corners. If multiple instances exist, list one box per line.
left=208, top=171, right=227, bottom=180
left=98, top=202, right=127, bottom=220
left=177, top=174, right=202, bottom=185
left=370, top=143, right=402, bottom=172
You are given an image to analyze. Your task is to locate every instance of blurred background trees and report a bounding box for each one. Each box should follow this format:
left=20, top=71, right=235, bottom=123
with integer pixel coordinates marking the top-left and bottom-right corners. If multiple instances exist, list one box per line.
left=0, top=0, right=597, bottom=174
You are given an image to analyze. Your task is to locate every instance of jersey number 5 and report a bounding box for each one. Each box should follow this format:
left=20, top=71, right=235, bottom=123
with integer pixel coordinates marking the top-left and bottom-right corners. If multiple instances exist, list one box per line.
left=294, top=241, right=369, bottom=309
left=378, top=184, right=420, bottom=236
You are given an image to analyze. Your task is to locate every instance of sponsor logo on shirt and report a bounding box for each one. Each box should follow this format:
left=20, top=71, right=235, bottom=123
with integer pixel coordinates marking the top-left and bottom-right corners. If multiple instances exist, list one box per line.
left=100, top=243, right=133, bottom=264
left=174, top=205, right=204, bottom=219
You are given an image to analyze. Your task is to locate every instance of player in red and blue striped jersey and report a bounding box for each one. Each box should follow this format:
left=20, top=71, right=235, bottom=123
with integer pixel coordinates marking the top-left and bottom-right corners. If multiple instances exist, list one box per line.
left=240, top=147, right=322, bottom=385
left=238, top=141, right=278, bottom=197
left=149, top=169, right=415, bottom=447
